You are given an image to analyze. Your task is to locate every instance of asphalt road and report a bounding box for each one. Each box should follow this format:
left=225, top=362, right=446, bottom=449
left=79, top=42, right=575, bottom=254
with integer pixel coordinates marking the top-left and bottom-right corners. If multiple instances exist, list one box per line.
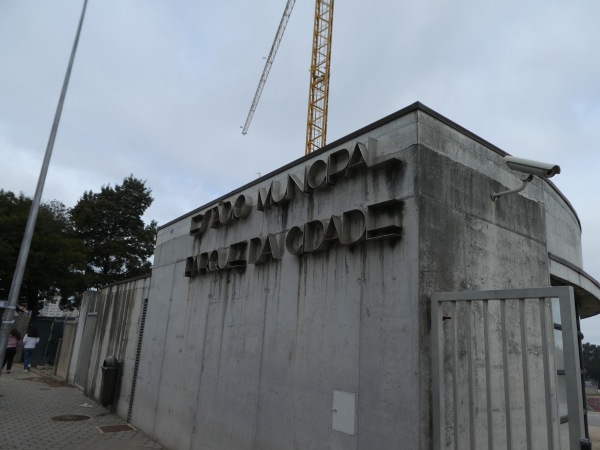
left=589, top=411, right=600, bottom=427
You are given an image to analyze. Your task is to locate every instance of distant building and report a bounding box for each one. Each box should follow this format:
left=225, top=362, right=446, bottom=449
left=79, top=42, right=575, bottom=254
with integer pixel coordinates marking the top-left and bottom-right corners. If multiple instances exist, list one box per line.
left=39, top=299, right=78, bottom=318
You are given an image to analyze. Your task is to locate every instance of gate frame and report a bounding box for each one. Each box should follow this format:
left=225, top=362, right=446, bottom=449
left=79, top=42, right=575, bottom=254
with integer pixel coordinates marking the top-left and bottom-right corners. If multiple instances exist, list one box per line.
left=431, top=286, right=584, bottom=449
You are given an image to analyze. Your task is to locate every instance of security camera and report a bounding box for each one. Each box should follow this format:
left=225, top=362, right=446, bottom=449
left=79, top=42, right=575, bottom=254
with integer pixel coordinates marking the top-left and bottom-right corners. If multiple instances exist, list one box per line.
left=504, top=156, right=561, bottom=178
left=491, top=155, right=562, bottom=201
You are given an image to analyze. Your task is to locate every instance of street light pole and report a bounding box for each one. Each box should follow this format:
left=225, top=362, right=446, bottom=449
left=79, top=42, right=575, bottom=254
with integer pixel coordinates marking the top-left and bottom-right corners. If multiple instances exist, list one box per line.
left=0, top=0, right=89, bottom=368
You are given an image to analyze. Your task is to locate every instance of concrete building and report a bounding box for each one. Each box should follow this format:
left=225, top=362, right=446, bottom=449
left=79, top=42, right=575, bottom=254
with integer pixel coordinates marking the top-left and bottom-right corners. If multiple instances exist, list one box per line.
left=63, top=102, right=600, bottom=449
left=39, top=298, right=79, bottom=318
left=39, top=300, right=63, bottom=317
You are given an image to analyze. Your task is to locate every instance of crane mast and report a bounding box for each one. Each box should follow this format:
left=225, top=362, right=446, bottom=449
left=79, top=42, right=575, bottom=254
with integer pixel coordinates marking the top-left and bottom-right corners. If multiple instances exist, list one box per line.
left=305, top=0, right=334, bottom=155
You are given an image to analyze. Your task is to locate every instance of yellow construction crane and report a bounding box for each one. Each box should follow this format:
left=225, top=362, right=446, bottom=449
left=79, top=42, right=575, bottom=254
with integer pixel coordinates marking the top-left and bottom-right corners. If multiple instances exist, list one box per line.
left=305, top=0, right=334, bottom=155
left=242, top=0, right=335, bottom=155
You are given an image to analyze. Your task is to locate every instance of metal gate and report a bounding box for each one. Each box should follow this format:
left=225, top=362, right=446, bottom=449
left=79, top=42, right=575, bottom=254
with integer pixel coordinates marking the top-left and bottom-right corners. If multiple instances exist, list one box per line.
left=431, top=287, right=585, bottom=450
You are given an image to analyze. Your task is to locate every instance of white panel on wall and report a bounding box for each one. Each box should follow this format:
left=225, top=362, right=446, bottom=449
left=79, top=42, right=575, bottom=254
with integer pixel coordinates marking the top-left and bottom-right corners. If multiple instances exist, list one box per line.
left=332, top=390, right=356, bottom=435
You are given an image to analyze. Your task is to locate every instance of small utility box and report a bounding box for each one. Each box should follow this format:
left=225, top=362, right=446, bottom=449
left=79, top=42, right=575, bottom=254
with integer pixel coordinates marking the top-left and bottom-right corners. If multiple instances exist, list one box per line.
left=332, top=390, right=356, bottom=435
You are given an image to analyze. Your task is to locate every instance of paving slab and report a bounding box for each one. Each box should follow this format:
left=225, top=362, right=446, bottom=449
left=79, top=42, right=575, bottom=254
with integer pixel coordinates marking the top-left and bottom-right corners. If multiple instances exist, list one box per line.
left=4, top=366, right=597, bottom=449
left=0, top=368, right=164, bottom=450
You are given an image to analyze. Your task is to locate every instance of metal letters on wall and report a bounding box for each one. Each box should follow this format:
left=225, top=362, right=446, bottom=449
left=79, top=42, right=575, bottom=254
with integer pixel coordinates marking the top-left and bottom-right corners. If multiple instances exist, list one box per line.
left=185, top=140, right=403, bottom=277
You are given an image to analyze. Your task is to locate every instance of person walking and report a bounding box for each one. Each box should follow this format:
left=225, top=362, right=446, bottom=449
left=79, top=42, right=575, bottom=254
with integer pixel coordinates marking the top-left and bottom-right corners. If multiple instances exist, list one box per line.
left=22, top=326, right=40, bottom=372
left=1, top=329, right=22, bottom=374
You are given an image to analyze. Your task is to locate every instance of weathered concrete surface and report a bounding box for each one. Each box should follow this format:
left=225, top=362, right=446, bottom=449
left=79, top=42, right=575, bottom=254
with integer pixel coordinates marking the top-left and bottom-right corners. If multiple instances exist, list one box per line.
left=543, top=186, right=582, bottom=265
left=414, top=118, right=553, bottom=449
left=134, top=111, right=420, bottom=450
left=67, top=277, right=150, bottom=420
left=128, top=103, right=597, bottom=449
left=55, top=320, right=77, bottom=380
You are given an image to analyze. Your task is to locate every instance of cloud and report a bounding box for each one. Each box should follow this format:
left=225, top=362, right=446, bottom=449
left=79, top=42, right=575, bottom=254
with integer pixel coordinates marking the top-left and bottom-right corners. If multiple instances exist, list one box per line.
left=1, top=0, right=600, bottom=342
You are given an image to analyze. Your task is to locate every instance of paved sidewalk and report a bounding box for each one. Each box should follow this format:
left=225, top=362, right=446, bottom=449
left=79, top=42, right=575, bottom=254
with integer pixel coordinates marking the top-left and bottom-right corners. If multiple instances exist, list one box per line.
left=3, top=367, right=598, bottom=450
left=0, top=368, right=165, bottom=450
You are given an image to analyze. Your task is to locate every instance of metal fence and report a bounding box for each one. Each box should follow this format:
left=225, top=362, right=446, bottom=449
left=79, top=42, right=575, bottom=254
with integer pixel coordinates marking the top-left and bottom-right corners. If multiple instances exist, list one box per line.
left=431, top=287, right=584, bottom=450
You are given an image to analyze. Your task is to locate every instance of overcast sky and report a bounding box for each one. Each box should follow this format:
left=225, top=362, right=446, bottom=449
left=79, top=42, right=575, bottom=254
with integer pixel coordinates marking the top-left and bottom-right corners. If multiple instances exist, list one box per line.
left=1, top=1, right=599, bottom=343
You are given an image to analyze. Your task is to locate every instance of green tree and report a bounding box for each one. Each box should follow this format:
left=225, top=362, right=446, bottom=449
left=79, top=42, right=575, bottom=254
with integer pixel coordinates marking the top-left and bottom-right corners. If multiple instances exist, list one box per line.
left=0, top=190, right=88, bottom=314
left=71, top=175, right=157, bottom=289
left=583, top=342, right=600, bottom=384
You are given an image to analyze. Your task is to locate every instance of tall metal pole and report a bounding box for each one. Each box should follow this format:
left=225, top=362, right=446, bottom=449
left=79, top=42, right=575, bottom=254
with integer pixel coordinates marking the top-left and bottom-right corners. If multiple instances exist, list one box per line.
left=0, top=0, right=89, bottom=368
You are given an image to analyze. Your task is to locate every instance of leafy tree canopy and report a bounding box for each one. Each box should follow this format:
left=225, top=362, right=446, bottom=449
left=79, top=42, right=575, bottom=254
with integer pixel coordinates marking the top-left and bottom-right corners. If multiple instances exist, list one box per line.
left=0, top=190, right=88, bottom=314
left=583, top=342, right=600, bottom=384
left=71, top=175, right=157, bottom=289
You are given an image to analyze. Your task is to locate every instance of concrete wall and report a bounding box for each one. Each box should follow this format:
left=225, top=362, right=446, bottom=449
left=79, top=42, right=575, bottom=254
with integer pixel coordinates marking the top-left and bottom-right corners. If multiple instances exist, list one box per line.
left=129, top=103, right=591, bottom=449
left=414, top=111, right=554, bottom=448
left=544, top=186, right=582, bottom=266
left=132, top=111, right=419, bottom=450
left=54, top=320, right=77, bottom=380
left=67, top=277, right=150, bottom=418
left=416, top=110, right=550, bottom=292
left=67, top=291, right=92, bottom=385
